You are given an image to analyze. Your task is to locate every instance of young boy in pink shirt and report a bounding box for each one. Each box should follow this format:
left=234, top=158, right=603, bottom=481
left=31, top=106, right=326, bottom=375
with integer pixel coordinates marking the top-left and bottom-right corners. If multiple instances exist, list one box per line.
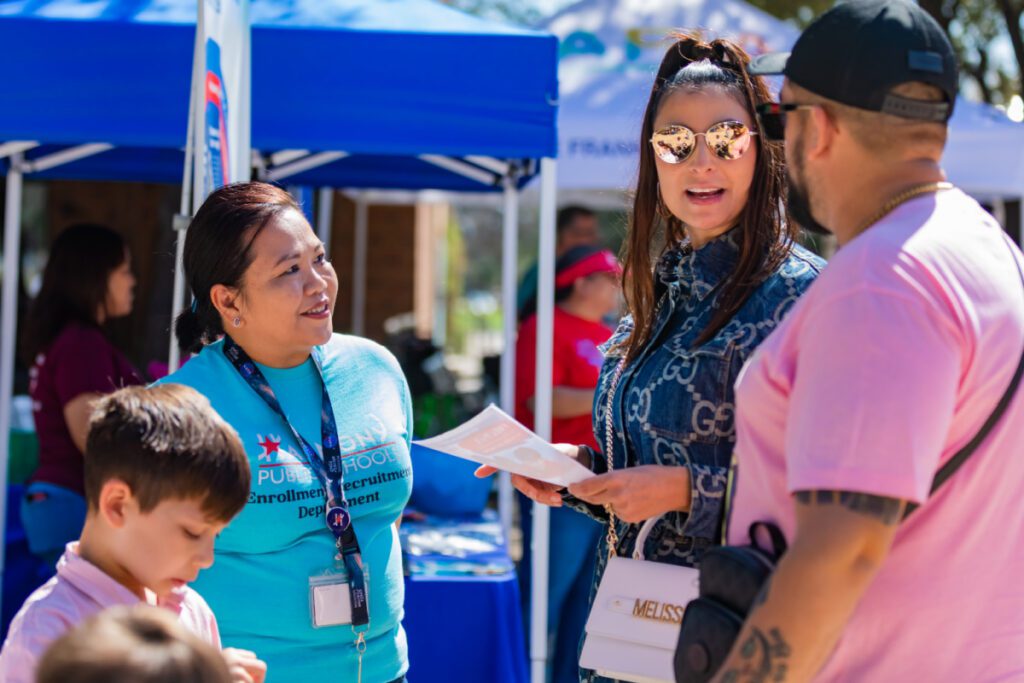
left=0, top=384, right=266, bottom=683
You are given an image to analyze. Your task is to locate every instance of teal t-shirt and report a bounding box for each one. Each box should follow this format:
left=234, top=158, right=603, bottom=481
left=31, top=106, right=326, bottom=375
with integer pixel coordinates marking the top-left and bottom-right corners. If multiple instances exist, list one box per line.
left=159, top=335, right=413, bottom=682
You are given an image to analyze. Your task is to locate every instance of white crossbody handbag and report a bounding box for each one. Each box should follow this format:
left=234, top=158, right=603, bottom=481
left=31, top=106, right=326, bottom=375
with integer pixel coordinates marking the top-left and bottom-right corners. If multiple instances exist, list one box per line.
left=579, top=359, right=701, bottom=683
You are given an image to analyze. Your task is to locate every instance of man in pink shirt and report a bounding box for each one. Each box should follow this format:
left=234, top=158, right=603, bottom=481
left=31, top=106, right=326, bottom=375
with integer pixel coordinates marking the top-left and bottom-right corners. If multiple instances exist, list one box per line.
left=709, top=1, right=1024, bottom=681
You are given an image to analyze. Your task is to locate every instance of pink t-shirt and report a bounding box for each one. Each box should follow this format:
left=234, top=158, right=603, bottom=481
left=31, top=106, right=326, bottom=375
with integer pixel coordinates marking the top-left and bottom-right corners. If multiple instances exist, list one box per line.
left=728, top=189, right=1024, bottom=681
left=0, top=543, right=220, bottom=683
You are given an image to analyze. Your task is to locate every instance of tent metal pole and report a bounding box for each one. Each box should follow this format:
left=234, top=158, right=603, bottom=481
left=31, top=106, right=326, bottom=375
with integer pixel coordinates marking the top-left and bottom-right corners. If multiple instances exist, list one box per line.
left=266, top=151, right=349, bottom=183
left=419, top=155, right=497, bottom=186
left=169, top=13, right=203, bottom=372
left=465, top=155, right=510, bottom=177
left=268, top=149, right=311, bottom=166
left=0, top=142, right=39, bottom=160
left=317, top=188, right=334, bottom=253
left=352, top=193, right=369, bottom=336
left=22, top=144, right=112, bottom=174
left=236, top=0, right=252, bottom=183
left=498, top=173, right=519, bottom=542
left=0, top=155, right=25, bottom=619
left=531, top=157, right=557, bottom=683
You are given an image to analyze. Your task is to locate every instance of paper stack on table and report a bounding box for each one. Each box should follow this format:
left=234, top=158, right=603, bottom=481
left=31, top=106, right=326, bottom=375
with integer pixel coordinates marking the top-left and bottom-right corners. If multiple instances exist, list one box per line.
left=414, top=404, right=595, bottom=488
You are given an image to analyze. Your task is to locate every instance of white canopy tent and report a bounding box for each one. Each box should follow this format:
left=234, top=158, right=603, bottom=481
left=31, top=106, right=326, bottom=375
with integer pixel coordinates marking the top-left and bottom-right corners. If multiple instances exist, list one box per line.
left=944, top=97, right=1024, bottom=200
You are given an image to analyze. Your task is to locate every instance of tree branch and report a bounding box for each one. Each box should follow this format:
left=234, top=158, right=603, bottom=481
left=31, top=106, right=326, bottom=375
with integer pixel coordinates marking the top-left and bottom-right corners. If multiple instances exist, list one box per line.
left=996, top=0, right=1024, bottom=90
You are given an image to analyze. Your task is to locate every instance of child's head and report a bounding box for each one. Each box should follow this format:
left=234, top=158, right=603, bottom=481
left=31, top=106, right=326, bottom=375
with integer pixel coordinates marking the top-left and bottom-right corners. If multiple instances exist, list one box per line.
left=82, top=384, right=249, bottom=598
left=35, top=605, right=231, bottom=683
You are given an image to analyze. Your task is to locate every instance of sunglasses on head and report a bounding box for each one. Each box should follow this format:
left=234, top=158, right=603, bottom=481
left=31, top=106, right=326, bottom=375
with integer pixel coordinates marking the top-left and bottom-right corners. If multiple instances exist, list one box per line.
left=649, top=120, right=757, bottom=164
left=754, top=102, right=818, bottom=141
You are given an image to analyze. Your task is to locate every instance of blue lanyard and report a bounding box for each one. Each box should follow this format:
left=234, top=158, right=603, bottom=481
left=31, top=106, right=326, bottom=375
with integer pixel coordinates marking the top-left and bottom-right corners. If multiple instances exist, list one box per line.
left=223, top=336, right=369, bottom=628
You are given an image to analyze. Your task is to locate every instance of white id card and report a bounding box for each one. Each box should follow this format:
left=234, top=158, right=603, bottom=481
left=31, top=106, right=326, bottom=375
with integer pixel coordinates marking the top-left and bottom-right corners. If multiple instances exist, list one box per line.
left=311, top=579, right=352, bottom=627
left=308, top=565, right=368, bottom=629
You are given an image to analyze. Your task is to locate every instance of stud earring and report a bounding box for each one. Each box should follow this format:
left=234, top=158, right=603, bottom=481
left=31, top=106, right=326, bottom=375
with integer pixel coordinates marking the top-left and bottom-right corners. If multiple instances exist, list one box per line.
left=233, top=317, right=241, bottom=328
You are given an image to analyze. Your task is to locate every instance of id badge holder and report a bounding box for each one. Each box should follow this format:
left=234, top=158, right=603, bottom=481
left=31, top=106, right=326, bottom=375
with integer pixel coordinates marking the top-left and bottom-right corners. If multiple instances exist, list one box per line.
left=309, top=559, right=369, bottom=629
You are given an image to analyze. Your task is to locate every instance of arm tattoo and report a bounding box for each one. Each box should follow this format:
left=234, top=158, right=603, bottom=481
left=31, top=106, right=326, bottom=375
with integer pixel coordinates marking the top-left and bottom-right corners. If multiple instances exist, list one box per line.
left=794, top=490, right=902, bottom=525
left=718, top=626, right=791, bottom=683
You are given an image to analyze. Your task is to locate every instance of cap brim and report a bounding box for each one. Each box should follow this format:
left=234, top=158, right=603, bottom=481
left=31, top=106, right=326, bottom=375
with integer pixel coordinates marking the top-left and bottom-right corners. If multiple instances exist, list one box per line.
left=748, top=52, right=791, bottom=76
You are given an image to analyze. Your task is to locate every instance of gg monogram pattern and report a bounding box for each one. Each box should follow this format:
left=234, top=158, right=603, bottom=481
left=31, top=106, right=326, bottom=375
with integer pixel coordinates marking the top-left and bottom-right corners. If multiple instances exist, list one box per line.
left=566, top=230, right=824, bottom=683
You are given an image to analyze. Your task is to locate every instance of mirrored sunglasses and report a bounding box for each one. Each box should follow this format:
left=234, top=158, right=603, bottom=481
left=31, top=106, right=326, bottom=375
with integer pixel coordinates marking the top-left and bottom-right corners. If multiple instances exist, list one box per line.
left=650, top=120, right=757, bottom=164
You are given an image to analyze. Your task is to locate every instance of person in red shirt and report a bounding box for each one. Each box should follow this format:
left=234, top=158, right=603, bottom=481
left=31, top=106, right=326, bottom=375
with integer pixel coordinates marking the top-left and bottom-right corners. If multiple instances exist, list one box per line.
left=22, top=224, right=142, bottom=565
left=515, top=245, right=621, bottom=683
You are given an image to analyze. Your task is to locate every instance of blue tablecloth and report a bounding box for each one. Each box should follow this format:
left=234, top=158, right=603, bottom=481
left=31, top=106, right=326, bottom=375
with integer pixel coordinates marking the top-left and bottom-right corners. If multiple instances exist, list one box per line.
left=401, top=513, right=527, bottom=683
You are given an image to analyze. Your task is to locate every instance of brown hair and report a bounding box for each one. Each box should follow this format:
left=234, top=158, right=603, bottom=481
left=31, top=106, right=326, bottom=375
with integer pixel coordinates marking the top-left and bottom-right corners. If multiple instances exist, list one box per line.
left=84, top=384, right=250, bottom=522
left=620, top=34, right=796, bottom=359
left=174, top=181, right=301, bottom=354
left=36, top=605, right=231, bottom=683
left=23, top=223, right=127, bottom=362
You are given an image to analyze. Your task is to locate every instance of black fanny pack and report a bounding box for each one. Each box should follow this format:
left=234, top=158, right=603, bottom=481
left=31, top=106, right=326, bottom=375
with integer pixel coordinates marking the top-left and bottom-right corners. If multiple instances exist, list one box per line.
left=674, top=522, right=785, bottom=681
left=676, top=237, right=1024, bottom=683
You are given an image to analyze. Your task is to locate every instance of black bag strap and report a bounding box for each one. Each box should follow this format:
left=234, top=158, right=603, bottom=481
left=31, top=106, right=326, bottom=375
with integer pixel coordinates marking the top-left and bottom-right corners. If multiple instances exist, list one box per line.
left=748, top=521, right=787, bottom=557
left=903, top=237, right=1024, bottom=519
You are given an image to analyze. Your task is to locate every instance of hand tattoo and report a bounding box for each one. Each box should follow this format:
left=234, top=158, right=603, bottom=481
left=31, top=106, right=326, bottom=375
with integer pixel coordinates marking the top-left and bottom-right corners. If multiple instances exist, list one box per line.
left=794, top=490, right=903, bottom=525
left=719, top=626, right=791, bottom=683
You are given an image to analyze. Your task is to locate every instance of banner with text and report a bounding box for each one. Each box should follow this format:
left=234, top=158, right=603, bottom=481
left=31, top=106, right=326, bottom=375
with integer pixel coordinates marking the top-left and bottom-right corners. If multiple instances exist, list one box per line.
left=193, top=0, right=251, bottom=202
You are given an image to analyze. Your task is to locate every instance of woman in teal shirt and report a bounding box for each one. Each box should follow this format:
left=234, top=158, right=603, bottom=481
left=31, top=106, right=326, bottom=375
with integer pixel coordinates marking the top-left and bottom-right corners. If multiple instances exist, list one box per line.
left=161, top=182, right=412, bottom=683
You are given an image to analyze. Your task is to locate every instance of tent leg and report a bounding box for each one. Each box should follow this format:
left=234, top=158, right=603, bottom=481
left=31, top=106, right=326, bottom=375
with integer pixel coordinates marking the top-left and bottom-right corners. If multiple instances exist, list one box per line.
left=0, top=158, right=25, bottom=619
left=531, top=157, right=557, bottom=683
left=169, top=22, right=203, bottom=372
left=317, top=188, right=334, bottom=253
left=352, top=193, right=369, bottom=336
left=498, top=176, right=519, bottom=542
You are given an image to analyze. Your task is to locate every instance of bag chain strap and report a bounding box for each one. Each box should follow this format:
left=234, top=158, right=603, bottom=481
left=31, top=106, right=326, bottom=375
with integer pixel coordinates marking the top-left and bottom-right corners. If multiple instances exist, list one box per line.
left=603, top=357, right=627, bottom=560
left=601, top=291, right=668, bottom=560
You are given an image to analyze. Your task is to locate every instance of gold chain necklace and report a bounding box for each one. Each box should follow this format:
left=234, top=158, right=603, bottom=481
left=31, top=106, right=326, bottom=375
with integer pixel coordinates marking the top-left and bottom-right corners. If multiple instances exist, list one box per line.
left=856, top=181, right=955, bottom=234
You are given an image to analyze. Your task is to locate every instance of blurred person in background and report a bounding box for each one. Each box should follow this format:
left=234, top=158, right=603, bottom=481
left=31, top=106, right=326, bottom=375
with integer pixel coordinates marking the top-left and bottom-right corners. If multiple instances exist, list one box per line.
left=517, top=206, right=601, bottom=322
left=21, top=223, right=141, bottom=565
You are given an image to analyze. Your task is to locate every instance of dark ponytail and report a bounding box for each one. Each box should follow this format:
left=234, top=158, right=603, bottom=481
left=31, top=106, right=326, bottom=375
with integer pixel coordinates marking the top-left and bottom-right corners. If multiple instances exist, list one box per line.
left=174, top=182, right=300, bottom=353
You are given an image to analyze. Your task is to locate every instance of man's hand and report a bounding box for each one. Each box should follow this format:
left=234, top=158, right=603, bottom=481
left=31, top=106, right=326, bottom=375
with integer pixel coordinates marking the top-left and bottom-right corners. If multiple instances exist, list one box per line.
left=710, top=490, right=904, bottom=683
left=567, top=465, right=691, bottom=523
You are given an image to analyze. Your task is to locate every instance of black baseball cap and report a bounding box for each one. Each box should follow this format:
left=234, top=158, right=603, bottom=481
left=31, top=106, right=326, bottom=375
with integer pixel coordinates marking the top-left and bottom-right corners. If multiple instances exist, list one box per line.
left=749, top=0, right=958, bottom=122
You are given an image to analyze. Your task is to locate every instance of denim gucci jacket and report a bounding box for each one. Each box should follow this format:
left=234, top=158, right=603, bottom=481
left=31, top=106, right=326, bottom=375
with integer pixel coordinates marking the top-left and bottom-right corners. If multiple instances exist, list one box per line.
left=566, top=230, right=824, bottom=683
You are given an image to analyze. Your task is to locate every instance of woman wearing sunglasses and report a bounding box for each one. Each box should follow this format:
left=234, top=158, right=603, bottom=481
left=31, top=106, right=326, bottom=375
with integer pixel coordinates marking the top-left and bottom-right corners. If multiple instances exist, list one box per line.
left=485, top=35, right=824, bottom=682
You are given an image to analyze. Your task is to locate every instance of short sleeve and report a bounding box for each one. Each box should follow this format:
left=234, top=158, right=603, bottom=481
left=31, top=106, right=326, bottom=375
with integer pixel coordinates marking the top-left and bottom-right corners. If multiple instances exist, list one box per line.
left=51, top=327, right=121, bottom=407
left=786, top=290, right=962, bottom=504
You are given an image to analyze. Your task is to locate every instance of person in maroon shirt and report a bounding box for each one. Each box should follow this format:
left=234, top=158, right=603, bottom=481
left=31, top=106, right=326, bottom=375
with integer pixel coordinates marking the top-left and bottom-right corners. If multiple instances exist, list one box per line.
left=515, top=245, right=622, bottom=683
left=21, top=223, right=141, bottom=564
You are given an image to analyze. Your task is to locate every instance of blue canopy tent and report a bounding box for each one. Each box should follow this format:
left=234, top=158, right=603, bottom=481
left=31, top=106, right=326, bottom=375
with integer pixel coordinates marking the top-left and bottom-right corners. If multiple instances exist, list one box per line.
left=0, top=0, right=557, bottom=187
left=0, top=4, right=562, bottom=675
